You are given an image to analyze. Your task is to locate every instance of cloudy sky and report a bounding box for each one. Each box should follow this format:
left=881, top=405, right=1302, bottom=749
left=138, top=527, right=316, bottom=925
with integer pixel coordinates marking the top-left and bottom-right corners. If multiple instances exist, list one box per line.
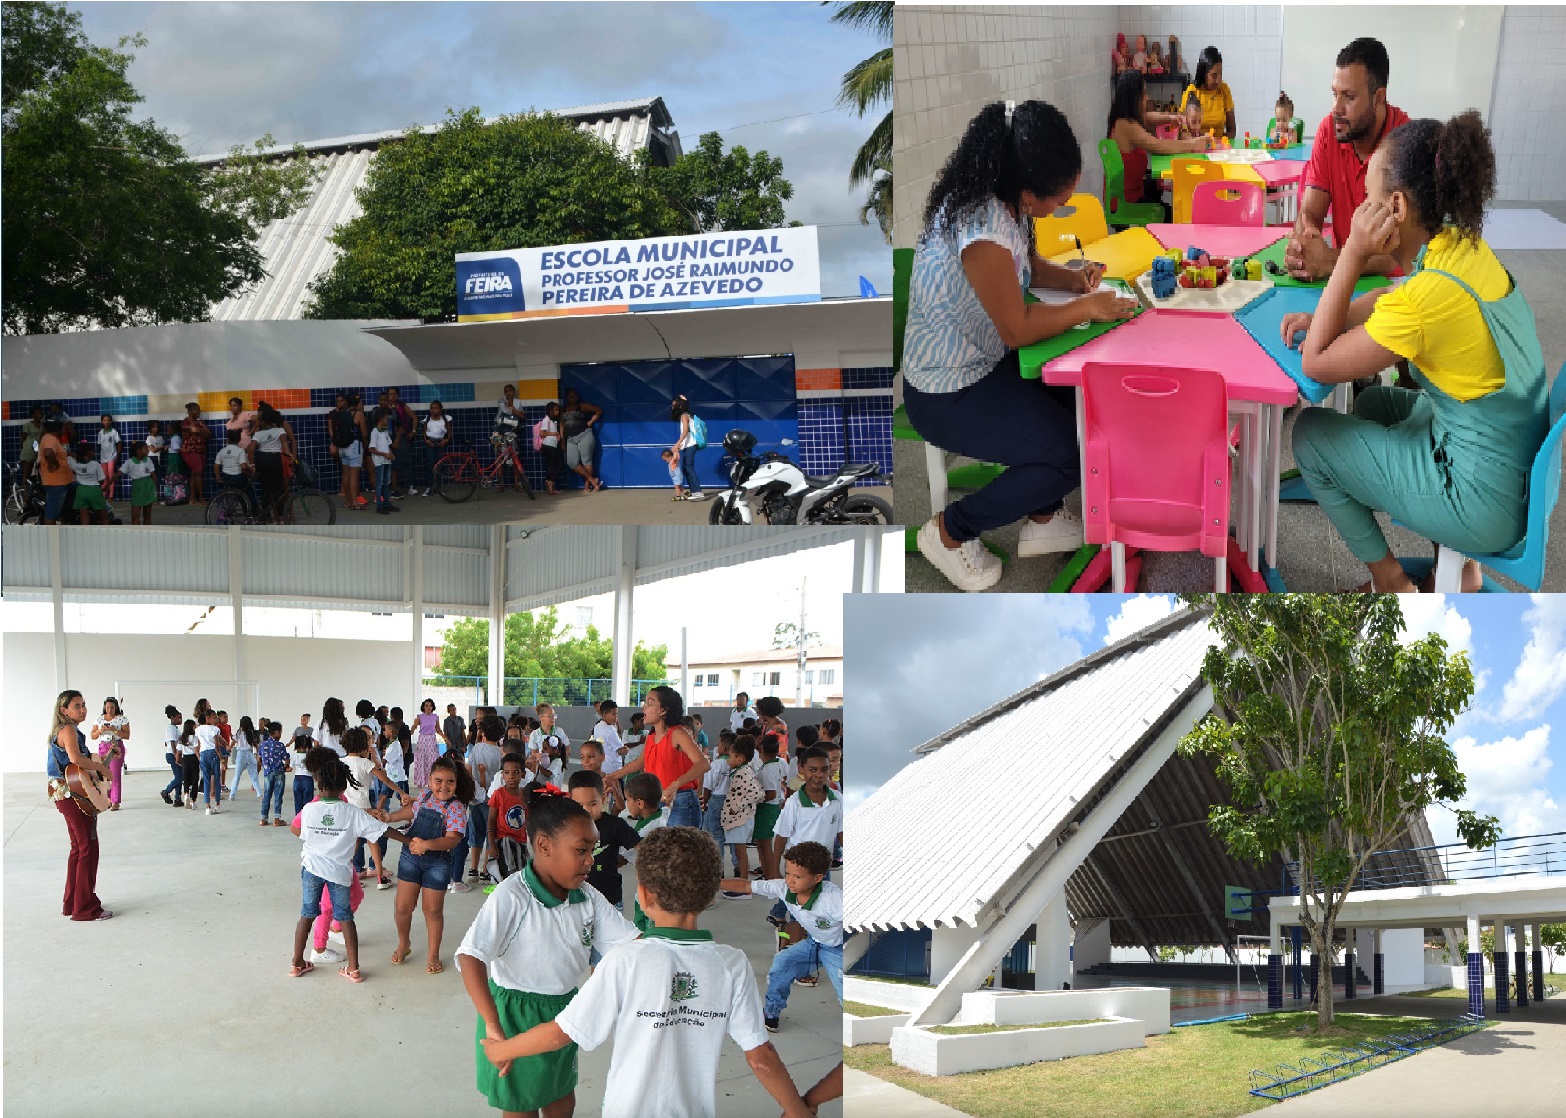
left=74, top=1, right=890, bottom=297
left=846, top=594, right=1566, bottom=858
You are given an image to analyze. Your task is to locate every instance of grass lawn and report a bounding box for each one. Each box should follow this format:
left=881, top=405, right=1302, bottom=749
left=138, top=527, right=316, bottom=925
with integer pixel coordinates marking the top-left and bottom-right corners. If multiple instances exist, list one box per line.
left=1408, top=985, right=1560, bottom=999
left=843, top=1012, right=1449, bottom=1118
left=931, top=1018, right=1106, bottom=1035
left=845, top=1001, right=905, bottom=1018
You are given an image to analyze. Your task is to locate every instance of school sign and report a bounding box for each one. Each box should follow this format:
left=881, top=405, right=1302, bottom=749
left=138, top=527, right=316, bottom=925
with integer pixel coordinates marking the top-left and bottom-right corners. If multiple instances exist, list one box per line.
left=454, top=226, right=821, bottom=322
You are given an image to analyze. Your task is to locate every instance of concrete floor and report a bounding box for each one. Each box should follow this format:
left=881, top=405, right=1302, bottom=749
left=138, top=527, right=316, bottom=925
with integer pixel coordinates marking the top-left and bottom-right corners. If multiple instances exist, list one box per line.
left=898, top=202, right=1566, bottom=593
left=2, top=774, right=843, bottom=1118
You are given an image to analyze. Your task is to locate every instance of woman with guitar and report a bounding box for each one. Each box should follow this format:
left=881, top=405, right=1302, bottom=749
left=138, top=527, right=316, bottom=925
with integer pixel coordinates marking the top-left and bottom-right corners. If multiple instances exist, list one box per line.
left=90, top=697, right=130, bottom=811
left=45, top=690, right=113, bottom=921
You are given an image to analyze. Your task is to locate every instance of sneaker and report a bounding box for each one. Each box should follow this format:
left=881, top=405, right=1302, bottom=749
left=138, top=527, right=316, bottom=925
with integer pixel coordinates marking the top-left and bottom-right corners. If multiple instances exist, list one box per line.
left=375, top=506, right=392, bottom=515
left=720, top=890, right=749, bottom=900
left=764, top=1016, right=780, bottom=1033
left=685, top=491, right=708, bottom=501
left=448, top=881, right=472, bottom=893
left=916, top=516, right=1002, bottom=592
left=328, top=929, right=345, bottom=946
left=377, top=876, right=392, bottom=890
left=831, top=858, right=843, bottom=870
left=422, top=488, right=432, bottom=496
left=311, top=947, right=344, bottom=965
left=795, top=975, right=819, bottom=987
left=173, top=799, right=183, bottom=807
left=205, top=807, right=214, bottom=816
left=161, top=790, right=172, bottom=805
left=1017, top=507, right=1085, bottom=557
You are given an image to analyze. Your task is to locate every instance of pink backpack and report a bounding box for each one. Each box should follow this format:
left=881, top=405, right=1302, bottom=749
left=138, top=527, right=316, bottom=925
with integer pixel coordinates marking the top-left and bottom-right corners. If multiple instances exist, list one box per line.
left=531, top=420, right=545, bottom=452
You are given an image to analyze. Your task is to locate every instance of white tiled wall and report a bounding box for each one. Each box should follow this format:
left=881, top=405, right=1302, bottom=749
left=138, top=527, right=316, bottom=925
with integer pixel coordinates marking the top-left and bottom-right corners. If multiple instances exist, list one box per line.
left=893, top=6, right=1119, bottom=249
left=1488, top=6, right=1566, bottom=202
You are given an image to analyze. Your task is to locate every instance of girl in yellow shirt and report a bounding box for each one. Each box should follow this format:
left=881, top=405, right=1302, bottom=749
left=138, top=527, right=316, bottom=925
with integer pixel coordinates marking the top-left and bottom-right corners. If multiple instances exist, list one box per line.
left=1179, top=47, right=1236, bottom=140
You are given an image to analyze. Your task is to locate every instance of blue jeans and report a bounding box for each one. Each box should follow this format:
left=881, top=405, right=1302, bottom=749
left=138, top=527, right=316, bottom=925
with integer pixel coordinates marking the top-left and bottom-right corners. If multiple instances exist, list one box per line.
left=764, top=938, right=844, bottom=1018
left=375, top=463, right=392, bottom=508
left=229, top=749, right=260, bottom=798
left=293, top=774, right=315, bottom=817
left=262, top=772, right=286, bottom=818
left=679, top=445, right=703, bottom=495
left=199, top=750, right=222, bottom=806
left=44, top=484, right=71, bottom=521
left=668, top=787, right=702, bottom=829
left=702, top=794, right=728, bottom=865
left=300, top=869, right=352, bottom=922
left=164, top=752, right=183, bottom=798
left=423, top=443, right=442, bottom=489
left=903, top=351, right=1080, bottom=542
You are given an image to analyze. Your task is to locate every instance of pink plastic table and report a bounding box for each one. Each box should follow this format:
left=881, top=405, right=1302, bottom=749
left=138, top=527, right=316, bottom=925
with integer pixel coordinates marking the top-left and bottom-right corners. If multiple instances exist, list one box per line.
left=1042, top=309, right=1297, bottom=573
left=1146, top=224, right=1289, bottom=258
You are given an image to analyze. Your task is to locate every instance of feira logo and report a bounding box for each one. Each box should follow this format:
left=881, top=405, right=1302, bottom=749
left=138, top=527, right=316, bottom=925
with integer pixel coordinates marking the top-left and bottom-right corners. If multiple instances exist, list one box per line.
left=670, top=971, right=699, bottom=1002
left=465, top=273, right=513, bottom=294
left=456, top=257, right=524, bottom=311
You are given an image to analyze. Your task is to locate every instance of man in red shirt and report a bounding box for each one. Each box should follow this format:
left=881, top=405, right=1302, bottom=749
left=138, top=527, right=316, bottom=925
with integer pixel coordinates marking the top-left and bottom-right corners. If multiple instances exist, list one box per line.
left=1286, top=37, right=1409, bottom=281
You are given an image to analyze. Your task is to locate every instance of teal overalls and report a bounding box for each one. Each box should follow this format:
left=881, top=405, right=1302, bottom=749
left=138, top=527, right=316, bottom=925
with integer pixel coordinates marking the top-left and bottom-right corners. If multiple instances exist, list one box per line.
left=1293, top=244, right=1549, bottom=565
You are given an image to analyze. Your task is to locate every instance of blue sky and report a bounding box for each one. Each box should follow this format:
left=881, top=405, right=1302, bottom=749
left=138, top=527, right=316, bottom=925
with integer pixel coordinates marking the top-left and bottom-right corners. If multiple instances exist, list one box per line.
left=74, top=2, right=890, bottom=297
left=846, top=595, right=1566, bottom=857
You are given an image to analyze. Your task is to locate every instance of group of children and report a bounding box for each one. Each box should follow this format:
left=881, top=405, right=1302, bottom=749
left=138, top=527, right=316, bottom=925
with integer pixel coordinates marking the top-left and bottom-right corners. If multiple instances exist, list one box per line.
left=275, top=689, right=844, bottom=1117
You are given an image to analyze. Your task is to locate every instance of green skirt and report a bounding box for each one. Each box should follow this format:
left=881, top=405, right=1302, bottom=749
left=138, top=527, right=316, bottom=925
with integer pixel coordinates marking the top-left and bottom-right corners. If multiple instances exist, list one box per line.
left=754, top=801, right=782, bottom=841
left=476, top=981, right=578, bottom=1111
left=130, top=474, right=157, bottom=507
left=73, top=485, right=107, bottom=511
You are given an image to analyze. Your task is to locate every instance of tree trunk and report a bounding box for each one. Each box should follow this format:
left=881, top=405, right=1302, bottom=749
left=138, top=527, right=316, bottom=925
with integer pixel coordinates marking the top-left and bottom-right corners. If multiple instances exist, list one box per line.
left=1312, top=927, right=1336, bottom=1030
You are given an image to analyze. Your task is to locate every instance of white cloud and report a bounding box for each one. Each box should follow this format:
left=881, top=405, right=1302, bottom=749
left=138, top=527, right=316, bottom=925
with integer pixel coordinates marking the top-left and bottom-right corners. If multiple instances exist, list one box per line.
left=1398, top=595, right=1474, bottom=655
left=1435, top=725, right=1565, bottom=844
left=1499, top=596, right=1566, bottom=723
left=1103, top=595, right=1178, bottom=646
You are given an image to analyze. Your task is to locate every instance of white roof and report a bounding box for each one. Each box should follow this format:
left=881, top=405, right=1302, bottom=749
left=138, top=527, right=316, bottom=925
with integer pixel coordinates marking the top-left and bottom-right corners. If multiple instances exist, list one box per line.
left=845, top=612, right=1215, bottom=933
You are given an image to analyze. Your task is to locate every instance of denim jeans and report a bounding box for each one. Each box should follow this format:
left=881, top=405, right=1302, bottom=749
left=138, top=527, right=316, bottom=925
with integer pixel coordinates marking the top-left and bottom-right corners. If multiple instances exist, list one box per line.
left=375, top=463, right=392, bottom=508
left=300, top=868, right=352, bottom=922
left=164, top=752, right=183, bottom=799
left=293, top=774, right=315, bottom=817
left=199, top=750, right=222, bottom=806
left=262, top=772, right=286, bottom=819
left=668, top=787, right=702, bottom=829
left=702, top=794, right=729, bottom=866
left=678, top=445, right=703, bottom=495
left=229, top=749, right=261, bottom=798
left=423, top=443, right=442, bottom=490
left=764, top=938, right=844, bottom=1018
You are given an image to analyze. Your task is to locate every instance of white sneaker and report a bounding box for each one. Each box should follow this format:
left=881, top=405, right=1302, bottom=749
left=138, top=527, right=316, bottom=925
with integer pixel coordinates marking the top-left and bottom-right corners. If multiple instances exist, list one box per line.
left=328, top=929, right=346, bottom=946
left=916, top=517, right=1002, bottom=592
left=311, top=947, right=344, bottom=964
left=205, top=807, right=213, bottom=816
left=1017, top=508, right=1085, bottom=557
left=684, top=492, right=708, bottom=501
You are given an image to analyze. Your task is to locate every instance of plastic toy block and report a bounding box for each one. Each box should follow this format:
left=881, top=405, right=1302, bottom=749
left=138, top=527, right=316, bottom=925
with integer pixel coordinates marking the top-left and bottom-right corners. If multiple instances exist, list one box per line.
left=1245, top=259, right=1263, bottom=281
left=1151, top=271, right=1178, bottom=299
left=1178, top=272, right=1194, bottom=288
left=1292, top=329, right=1307, bottom=348
left=1186, top=246, right=1203, bottom=261
left=1196, top=252, right=1211, bottom=270
left=1151, top=255, right=1176, bottom=279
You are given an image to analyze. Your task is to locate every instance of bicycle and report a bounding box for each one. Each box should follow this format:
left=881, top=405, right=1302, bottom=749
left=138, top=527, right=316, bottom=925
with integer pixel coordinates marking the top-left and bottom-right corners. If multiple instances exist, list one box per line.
left=204, top=466, right=335, bottom=525
left=4, top=462, right=37, bottom=524
left=432, top=431, right=535, bottom=504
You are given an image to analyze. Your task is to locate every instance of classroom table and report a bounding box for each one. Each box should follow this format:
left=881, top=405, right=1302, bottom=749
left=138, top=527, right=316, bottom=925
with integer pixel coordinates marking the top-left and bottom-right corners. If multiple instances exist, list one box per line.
left=1018, top=280, right=1142, bottom=379
left=1253, top=159, right=1307, bottom=223
left=1145, top=224, right=1288, bottom=258
left=1040, top=309, right=1297, bottom=576
left=1149, top=153, right=1266, bottom=188
left=1250, top=238, right=1394, bottom=295
left=1045, top=226, right=1163, bottom=281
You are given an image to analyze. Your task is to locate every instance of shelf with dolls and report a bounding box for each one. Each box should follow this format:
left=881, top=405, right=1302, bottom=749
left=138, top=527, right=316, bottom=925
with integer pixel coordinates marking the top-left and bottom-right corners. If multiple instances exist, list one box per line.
left=1111, top=32, right=1188, bottom=94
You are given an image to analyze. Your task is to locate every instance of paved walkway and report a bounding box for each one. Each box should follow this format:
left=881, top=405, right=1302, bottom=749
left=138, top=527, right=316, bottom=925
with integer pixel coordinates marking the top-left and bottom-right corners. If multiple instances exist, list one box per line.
left=2, top=775, right=842, bottom=1116
left=844, top=1068, right=974, bottom=1116
left=1247, top=995, right=1566, bottom=1118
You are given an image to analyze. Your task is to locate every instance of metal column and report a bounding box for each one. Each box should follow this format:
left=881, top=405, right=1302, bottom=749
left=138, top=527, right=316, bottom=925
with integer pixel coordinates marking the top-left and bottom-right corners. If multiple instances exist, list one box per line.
left=486, top=526, right=506, bottom=707
left=611, top=526, right=636, bottom=703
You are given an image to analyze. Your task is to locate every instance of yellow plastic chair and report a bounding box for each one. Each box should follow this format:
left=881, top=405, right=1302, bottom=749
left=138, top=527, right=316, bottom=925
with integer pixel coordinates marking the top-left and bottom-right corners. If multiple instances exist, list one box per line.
left=1172, top=158, right=1226, bottom=224
left=1033, top=194, right=1110, bottom=258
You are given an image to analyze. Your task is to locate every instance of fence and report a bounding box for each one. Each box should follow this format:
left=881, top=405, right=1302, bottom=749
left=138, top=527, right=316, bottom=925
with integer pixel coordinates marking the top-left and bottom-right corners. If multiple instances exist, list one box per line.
left=1284, top=831, right=1566, bottom=894
left=420, top=676, right=670, bottom=708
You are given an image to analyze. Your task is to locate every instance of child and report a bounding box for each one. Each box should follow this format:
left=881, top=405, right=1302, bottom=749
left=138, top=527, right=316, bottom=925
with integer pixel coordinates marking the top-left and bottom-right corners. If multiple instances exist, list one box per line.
left=368, top=411, right=396, bottom=514
left=213, top=428, right=250, bottom=496
left=579, top=739, right=622, bottom=815
left=97, top=414, right=121, bottom=500
left=457, top=791, right=641, bottom=1118
left=478, top=827, right=813, bottom=1118
left=568, top=770, right=642, bottom=924
left=144, top=420, right=166, bottom=483
left=754, top=734, right=787, bottom=881
left=660, top=447, right=685, bottom=500
left=538, top=400, right=564, bottom=495
left=291, top=718, right=317, bottom=817
left=721, top=841, right=842, bottom=1033
left=375, top=754, right=472, bottom=973
left=1270, top=91, right=1296, bottom=146
left=123, top=442, right=157, bottom=525
left=342, top=728, right=392, bottom=887
left=178, top=719, right=201, bottom=808
left=1181, top=97, right=1203, bottom=140
left=774, top=748, right=842, bottom=866
left=699, top=731, right=732, bottom=867
left=259, top=719, right=289, bottom=826
left=69, top=443, right=110, bottom=524
left=462, top=715, right=506, bottom=884
left=294, top=746, right=367, bottom=965
left=288, top=756, right=388, bottom=982
left=487, top=752, right=530, bottom=881
left=719, top=734, right=763, bottom=892
left=592, top=698, right=626, bottom=767
left=161, top=705, right=184, bottom=807
left=620, top=771, right=667, bottom=930
left=526, top=704, right=569, bottom=785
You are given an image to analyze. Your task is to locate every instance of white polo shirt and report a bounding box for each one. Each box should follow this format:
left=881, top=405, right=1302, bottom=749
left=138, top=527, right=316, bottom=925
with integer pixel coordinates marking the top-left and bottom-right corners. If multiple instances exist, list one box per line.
left=298, top=798, right=386, bottom=886
left=554, top=929, right=771, bottom=1118
left=195, top=724, right=223, bottom=753
left=751, top=878, right=844, bottom=947
left=164, top=723, right=180, bottom=755
left=592, top=720, right=624, bottom=764
left=455, top=865, right=639, bottom=996
left=773, top=786, right=841, bottom=852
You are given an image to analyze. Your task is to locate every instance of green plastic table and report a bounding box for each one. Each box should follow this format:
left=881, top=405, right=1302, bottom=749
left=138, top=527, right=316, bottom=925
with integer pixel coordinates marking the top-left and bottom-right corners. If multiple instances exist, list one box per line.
left=1017, top=279, right=1142, bottom=379
left=1250, top=239, right=1393, bottom=294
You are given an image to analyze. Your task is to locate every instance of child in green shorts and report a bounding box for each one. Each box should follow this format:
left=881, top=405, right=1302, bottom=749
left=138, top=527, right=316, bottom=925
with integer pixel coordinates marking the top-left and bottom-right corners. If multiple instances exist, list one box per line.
left=124, top=441, right=158, bottom=525
left=753, top=733, right=786, bottom=881
left=69, top=442, right=110, bottom=524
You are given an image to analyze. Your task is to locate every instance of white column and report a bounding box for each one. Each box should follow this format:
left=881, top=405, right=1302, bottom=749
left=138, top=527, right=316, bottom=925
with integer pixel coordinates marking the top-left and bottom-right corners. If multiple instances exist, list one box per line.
left=1467, top=914, right=1481, bottom=946
left=611, top=526, right=637, bottom=703
left=229, top=526, right=245, bottom=688
left=1036, top=892, right=1072, bottom=991
left=49, top=525, right=67, bottom=692
left=410, top=527, right=425, bottom=707
left=1270, top=921, right=1282, bottom=954
left=852, top=528, right=882, bottom=593
left=486, top=526, right=506, bottom=708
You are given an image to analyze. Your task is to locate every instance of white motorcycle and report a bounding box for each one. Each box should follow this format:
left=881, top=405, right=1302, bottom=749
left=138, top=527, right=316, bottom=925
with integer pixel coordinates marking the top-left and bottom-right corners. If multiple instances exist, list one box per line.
left=707, top=429, right=893, bottom=526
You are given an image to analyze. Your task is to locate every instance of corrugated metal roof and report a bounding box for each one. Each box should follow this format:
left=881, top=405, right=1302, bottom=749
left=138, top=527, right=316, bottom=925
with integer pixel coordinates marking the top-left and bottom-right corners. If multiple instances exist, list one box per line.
left=200, top=98, right=681, bottom=322
left=845, top=613, right=1216, bottom=933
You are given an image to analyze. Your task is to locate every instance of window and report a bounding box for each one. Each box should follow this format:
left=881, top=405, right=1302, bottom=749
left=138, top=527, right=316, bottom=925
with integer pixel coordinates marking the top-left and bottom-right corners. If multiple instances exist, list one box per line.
left=818, top=668, right=836, bottom=685
left=706, top=673, right=719, bottom=687
left=804, top=671, right=814, bottom=685
left=752, top=671, right=765, bottom=685
left=767, top=671, right=781, bottom=686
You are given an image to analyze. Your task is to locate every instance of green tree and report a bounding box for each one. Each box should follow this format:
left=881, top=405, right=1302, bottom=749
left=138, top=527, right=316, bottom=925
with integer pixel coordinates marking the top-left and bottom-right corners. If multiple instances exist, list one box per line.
left=771, top=621, right=821, bottom=650
left=1176, top=595, right=1501, bottom=1031
left=650, top=131, right=796, bottom=233
left=2, top=1, right=316, bottom=333
left=827, top=1, right=892, bottom=243
left=304, top=107, right=690, bottom=321
left=430, top=609, right=667, bottom=707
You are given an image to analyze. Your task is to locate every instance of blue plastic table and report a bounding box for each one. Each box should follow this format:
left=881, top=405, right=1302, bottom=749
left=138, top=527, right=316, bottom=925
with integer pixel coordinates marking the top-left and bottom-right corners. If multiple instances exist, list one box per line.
left=1233, top=287, right=1336, bottom=404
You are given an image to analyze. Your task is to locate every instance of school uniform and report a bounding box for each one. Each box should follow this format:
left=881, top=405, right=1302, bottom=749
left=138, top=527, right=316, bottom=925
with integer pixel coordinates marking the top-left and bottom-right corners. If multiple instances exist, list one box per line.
left=753, top=878, right=845, bottom=1017
left=123, top=456, right=157, bottom=507
left=297, top=798, right=386, bottom=921
left=552, top=928, right=772, bottom=1118
left=213, top=444, right=248, bottom=490
left=163, top=723, right=184, bottom=802
left=455, top=865, right=639, bottom=1113
left=699, top=754, right=732, bottom=859
left=773, top=786, right=842, bottom=854
left=70, top=459, right=108, bottom=512
left=753, top=759, right=786, bottom=842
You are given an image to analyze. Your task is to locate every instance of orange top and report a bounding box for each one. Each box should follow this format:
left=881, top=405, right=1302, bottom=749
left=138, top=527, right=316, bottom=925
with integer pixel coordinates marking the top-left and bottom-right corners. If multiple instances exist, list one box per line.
left=38, top=433, right=71, bottom=485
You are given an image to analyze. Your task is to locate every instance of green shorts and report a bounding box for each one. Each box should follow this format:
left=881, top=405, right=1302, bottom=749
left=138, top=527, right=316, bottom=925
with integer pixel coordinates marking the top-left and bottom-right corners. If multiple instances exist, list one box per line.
left=73, top=486, right=108, bottom=512
left=476, top=982, right=578, bottom=1112
left=754, top=801, right=782, bottom=842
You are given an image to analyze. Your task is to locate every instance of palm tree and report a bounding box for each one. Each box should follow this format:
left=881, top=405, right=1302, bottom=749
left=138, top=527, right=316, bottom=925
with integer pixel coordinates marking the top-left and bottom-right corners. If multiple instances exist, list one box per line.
left=827, top=2, right=891, bottom=240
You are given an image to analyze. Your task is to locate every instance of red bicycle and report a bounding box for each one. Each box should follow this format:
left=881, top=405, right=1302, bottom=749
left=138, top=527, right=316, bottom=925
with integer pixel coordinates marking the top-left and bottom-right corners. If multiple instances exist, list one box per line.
left=432, top=432, right=535, bottom=503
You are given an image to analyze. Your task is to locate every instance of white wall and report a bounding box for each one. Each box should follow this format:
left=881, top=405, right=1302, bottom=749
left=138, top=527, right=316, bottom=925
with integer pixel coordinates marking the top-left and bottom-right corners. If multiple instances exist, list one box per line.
left=1118, top=6, right=1285, bottom=141
left=931, top=924, right=983, bottom=985
left=893, top=5, right=1120, bottom=249
left=1038, top=891, right=1073, bottom=990
left=1074, top=918, right=1114, bottom=972
left=1489, top=6, right=1566, bottom=201
left=4, top=632, right=412, bottom=772
left=1382, top=927, right=1427, bottom=987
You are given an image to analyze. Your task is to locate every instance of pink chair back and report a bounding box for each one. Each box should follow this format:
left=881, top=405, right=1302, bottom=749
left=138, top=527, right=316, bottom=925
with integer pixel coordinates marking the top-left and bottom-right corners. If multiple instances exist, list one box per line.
left=1154, top=123, right=1179, bottom=140
left=1081, top=363, right=1230, bottom=558
left=1190, top=179, right=1265, bottom=226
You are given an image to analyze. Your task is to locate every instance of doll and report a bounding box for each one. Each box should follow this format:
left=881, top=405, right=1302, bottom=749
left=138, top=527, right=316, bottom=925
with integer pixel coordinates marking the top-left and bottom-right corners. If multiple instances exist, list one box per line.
left=1146, top=41, right=1165, bottom=75
left=1131, top=34, right=1148, bottom=73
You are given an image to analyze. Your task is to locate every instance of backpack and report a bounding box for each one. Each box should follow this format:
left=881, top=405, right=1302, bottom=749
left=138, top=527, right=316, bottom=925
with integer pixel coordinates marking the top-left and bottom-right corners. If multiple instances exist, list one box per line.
left=531, top=419, right=545, bottom=452
left=329, top=408, right=356, bottom=449
left=689, top=414, right=708, bottom=449
left=160, top=473, right=189, bottom=506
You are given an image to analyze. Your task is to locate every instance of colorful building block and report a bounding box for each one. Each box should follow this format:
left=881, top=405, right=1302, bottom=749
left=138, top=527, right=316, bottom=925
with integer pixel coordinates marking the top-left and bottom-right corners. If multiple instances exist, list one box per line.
left=1151, top=271, right=1178, bottom=299
left=1245, top=259, right=1263, bottom=281
left=1151, top=255, right=1176, bottom=279
left=1186, top=246, right=1204, bottom=262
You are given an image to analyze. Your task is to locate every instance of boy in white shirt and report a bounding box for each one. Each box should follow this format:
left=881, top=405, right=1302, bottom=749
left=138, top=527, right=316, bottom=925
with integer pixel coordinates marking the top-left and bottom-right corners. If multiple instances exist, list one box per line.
left=368, top=412, right=396, bottom=514
left=773, top=748, right=842, bottom=859
left=479, top=826, right=812, bottom=1118
left=526, top=703, right=569, bottom=785
left=213, top=430, right=250, bottom=493
left=591, top=699, right=625, bottom=766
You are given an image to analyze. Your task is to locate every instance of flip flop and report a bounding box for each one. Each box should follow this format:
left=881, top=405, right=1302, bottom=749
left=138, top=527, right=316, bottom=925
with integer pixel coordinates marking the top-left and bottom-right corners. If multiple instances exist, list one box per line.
left=288, top=961, right=314, bottom=977
left=391, top=947, right=411, bottom=964
left=340, top=965, right=365, bottom=983
left=427, top=960, right=444, bottom=974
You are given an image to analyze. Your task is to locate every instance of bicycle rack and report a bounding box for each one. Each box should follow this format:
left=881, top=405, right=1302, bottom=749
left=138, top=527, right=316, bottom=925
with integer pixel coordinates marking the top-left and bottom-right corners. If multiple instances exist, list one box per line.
left=1247, top=1014, right=1487, bottom=1100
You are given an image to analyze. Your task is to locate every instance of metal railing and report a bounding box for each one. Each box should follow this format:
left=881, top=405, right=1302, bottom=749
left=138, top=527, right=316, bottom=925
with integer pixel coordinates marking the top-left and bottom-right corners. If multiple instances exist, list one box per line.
left=1284, top=831, right=1566, bottom=893
left=420, top=676, right=670, bottom=708
left=1248, top=1014, right=1488, bottom=1101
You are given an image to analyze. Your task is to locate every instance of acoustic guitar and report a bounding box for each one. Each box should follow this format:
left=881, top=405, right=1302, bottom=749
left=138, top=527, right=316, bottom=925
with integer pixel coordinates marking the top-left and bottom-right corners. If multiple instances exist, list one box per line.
left=64, top=763, right=112, bottom=816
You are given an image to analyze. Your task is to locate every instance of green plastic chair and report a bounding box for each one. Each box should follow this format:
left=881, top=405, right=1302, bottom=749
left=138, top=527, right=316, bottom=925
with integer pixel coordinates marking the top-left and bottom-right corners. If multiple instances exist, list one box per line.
left=1098, top=139, right=1165, bottom=230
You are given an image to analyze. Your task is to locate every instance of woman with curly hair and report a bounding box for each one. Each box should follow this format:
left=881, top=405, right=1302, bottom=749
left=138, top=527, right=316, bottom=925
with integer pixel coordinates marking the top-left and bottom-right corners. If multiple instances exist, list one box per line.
left=1286, top=111, right=1550, bottom=593
left=902, top=99, right=1137, bottom=591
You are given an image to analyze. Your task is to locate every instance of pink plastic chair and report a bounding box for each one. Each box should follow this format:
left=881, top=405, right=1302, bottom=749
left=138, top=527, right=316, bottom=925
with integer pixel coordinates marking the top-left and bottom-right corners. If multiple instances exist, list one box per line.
left=1190, top=180, right=1265, bottom=226
left=1081, top=362, right=1231, bottom=592
left=1154, top=123, right=1179, bottom=140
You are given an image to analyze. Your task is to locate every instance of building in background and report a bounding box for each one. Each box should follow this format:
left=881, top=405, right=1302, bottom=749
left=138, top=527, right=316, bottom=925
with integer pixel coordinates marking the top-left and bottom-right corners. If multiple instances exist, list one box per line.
left=684, top=646, right=844, bottom=708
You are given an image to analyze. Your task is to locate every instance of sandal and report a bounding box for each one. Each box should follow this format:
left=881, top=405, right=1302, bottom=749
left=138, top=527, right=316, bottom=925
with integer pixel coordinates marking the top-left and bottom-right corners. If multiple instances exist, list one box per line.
left=340, top=965, right=365, bottom=983
left=427, top=960, right=444, bottom=974
left=259, top=818, right=270, bottom=826
left=272, top=819, right=286, bottom=826
left=391, top=947, right=411, bottom=964
left=288, top=961, right=315, bottom=977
